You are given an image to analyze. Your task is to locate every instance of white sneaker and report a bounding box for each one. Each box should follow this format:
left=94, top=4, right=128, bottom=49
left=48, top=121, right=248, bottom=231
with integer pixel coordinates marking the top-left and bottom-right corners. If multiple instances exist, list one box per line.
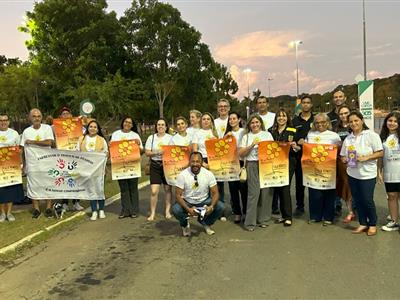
left=220, top=216, right=227, bottom=222
left=0, top=213, right=6, bottom=222
left=90, top=211, right=98, bottom=221
left=6, top=213, right=15, bottom=222
left=203, top=224, right=215, bottom=235
left=99, top=210, right=106, bottom=219
left=62, top=203, right=69, bottom=212
left=73, top=202, right=84, bottom=211
left=386, top=214, right=392, bottom=221
left=182, top=223, right=191, bottom=237
left=382, top=220, right=400, bottom=232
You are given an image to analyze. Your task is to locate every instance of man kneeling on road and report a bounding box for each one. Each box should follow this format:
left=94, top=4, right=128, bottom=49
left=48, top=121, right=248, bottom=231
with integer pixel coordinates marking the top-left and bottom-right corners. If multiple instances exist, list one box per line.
left=172, top=151, right=223, bottom=236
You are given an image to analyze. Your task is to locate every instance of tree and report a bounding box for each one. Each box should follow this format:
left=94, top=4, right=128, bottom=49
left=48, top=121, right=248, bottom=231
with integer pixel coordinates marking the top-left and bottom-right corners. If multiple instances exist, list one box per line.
left=121, top=0, right=238, bottom=118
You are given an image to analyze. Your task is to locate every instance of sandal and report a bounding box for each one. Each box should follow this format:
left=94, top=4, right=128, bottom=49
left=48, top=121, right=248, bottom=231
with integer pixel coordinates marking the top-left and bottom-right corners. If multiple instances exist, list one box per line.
left=343, top=213, right=356, bottom=224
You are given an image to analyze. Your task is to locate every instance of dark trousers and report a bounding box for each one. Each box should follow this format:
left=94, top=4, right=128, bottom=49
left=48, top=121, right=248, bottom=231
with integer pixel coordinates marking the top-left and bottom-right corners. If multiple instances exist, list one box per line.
left=308, top=188, right=336, bottom=222
left=348, top=176, right=377, bottom=226
left=118, top=178, right=139, bottom=216
left=294, top=156, right=305, bottom=209
left=90, top=200, right=105, bottom=212
left=274, top=185, right=292, bottom=220
left=228, top=180, right=248, bottom=215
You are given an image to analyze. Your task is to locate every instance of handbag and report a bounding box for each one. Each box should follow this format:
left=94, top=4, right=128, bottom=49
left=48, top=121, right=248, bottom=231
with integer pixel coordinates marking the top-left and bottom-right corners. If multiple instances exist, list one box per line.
left=239, top=134, right=249, bottom=183
left=144, top=134, right=155, bottom=175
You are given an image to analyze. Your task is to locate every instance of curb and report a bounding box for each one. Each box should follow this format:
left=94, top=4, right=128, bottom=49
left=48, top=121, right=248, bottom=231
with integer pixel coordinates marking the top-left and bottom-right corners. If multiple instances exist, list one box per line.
left=0, top=180, right=150, bottom=256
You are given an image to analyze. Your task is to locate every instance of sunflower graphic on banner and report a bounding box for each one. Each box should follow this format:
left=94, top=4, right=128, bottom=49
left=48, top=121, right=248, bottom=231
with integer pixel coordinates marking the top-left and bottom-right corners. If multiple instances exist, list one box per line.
left=162, top=145, right=190, bottom=186
left=53, top=118, right=83, bottom=150
left=110, top=140, right=141, bottom=180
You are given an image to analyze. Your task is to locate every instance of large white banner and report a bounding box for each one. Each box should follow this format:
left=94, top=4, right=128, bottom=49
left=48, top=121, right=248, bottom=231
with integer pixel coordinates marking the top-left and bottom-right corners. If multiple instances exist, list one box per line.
left=358, top=80, right=374, bottom=130
left=25, top=146, right=107, bottom=200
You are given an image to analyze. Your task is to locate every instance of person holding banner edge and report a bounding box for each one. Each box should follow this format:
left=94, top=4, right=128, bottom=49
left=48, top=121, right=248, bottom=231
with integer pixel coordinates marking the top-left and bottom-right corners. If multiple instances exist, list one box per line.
left=0, top=113, right=24, bottom=222
left=239, top=114, right=274, bottom=231
left=224, top=112, right=247, bottom=223
left=145, top=118, right=172, bottom=221
left=305, top=113, right=341, bottom=226
left=20, top=108, right=55, bottom=219
left=269, top=108, right=300, bottom=226
left=77, top=120, right=108, bottom=221
left=340, top=111, right=383, bottom=236
left=111, top=117, right=143, bottom=219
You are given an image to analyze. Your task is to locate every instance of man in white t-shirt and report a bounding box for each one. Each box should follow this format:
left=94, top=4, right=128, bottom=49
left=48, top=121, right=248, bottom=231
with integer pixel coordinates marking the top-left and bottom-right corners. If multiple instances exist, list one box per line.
left=20, top=108, right=55, bottom=219
left=172, top=151, right=224, bottom=236
left=256, top=96, right=275, bottom=131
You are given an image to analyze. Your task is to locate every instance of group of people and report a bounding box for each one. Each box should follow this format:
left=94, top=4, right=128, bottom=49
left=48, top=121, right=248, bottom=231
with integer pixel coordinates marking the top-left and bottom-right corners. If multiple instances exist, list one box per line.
left=1, top=90, right=399, bottom=239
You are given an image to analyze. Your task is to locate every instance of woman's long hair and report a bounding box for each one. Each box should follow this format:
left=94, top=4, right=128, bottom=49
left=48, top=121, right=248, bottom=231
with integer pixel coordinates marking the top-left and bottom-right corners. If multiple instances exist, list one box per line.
left=335, top=105, right=351, bottom=131
left=201, top=112, right=218, bottom=137
left=270, top=108, right=293, bottom=133
left=245, top=114, right=265, bottom=133
left=224, top=111, right=242, bottom=136
left=84, top=120, right=105, bottom=138
left=380, top=111, right=400, bottom=142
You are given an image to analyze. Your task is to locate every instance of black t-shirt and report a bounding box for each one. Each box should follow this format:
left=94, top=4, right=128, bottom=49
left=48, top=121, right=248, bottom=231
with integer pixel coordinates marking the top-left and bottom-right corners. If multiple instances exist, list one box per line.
left=327, top=109, right=339, bottom=129
left=292, top=113, right=314, bottom=141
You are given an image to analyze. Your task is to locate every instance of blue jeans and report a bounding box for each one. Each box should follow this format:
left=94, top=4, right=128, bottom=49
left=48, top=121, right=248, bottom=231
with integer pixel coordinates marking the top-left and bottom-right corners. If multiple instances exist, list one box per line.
left=90, top=200, right=105, bottom=212
left=308, top=188, right=336, bottom=222
left=348, top=176, right=377, bottom=226
left=172, top=197, right=224, bottom=227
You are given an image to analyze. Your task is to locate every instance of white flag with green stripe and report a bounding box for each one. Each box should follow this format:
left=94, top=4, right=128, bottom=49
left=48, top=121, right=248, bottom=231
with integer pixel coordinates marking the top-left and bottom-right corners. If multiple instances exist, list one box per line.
left=358, top=80, right=374, bottom=130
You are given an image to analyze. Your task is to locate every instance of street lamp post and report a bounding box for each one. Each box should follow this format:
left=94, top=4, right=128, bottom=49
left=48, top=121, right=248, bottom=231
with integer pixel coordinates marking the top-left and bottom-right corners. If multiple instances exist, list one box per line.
left=267, top=77, right=273, bottom=99
left=289, top=40, right=303, bottom=97
left=362, top=0, right=367, bottom=80
left=243, top=68, right=252, bottom=99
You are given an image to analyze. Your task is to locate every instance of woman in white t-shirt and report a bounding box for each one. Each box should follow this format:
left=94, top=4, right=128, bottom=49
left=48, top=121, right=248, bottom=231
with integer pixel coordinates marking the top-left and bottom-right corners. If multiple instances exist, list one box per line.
left=169, top=116, right=192, bottom=147
left=77, top=120, right=108, bottom=221
left=186, top=110, right=202, bottom=140
left=305, top=113, right=341, bottom=226
left=340, top=111, right=383, bottom=236
left=224, top=112, right=246, bottom=223
left=378, top=111, right=400, bottom=232
left=110, top=117, right=143, bottom=219
left=0, top=113, right=23, bottom=222
left=192, top=112, right=218, bottom=168
left=145, top=118, right=172, bottom=221
left=239, top=114, right=274, bottom=231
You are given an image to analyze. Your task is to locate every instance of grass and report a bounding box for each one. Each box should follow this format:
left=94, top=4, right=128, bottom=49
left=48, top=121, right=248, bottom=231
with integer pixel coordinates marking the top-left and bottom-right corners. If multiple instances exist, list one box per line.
left=0, top=164, right=149, bottom=252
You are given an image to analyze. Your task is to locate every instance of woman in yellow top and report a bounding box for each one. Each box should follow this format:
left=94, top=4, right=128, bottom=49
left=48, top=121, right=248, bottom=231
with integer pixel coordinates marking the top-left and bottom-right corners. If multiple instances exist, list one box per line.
left=77, top=120, right=108, bottom=221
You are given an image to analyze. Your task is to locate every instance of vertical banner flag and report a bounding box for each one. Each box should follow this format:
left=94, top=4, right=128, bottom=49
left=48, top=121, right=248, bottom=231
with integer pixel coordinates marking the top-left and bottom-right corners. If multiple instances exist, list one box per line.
left=53, top=118, right=83, bottom=150
left=25, top=146, right=107, bottom=200
left=258, top=141, right=290, bottom=188
left=302, top=143, right=337, bottom=190
left=0, top=146, right=22, bottom=187
left=358, top=80, right=374, bottom=130
left=205, top=137, right=240, bottom=181
left=162, top=145, right=190, bottom=186
left=110, top=140, right=141, bottom=180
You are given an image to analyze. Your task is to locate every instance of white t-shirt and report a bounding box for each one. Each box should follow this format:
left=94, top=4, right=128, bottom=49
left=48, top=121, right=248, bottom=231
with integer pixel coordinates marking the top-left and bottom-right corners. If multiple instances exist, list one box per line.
left=259, top=112, right=276, bottom=131
left=306, top=130, right=342, bottom=145
left=20, top=124, right=54, bottom=147
left=240, top=130, right=274, bottom=161
left=214, top=117, right=229, bottom=138
left=382, top=134, right=400, bottom=182
left=340, top=130, right=383, bottom=180
left=186, top=127, right=200, bottom=140
left=110, top=130, right=143, bottom=149
left=145, top=133, right=172, bottom=161
left=192, top=129, right=216, bottom=158
left=76, top=135, right=108, bottom=153
left=0, top=128, right=20, bottom=147
left=175, top=167, right=217, bottom=205
left=169, top=132, right=192, bottom=146
left=230, top=128, right=246, bottom=147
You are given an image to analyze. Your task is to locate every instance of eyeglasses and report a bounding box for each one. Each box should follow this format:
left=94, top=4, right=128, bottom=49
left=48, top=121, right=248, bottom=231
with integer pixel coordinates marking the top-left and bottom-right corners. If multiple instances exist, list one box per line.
left=194, top=175, right=199, bottom=187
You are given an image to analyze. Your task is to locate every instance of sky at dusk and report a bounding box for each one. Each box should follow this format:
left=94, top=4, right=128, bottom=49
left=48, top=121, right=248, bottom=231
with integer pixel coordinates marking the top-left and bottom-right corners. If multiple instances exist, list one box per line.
left=1, top=0, right=399, bottom=98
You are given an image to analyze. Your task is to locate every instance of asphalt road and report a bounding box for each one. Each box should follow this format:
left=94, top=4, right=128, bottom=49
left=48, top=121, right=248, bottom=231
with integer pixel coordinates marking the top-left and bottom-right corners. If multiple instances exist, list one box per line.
left=0, top=183, right=399, bottom=300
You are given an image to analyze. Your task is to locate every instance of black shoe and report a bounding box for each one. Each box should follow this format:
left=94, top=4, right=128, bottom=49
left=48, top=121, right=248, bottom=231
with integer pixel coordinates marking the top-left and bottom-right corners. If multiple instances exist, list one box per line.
left=32, top=209, right=41, bottom=219
left=119, top=215, right=129, bottom=219
left=293, top=208, right=305, bottom=217
left=130, top=214, right=138, bottom=218
left=45, top=208, right=54, bottom=219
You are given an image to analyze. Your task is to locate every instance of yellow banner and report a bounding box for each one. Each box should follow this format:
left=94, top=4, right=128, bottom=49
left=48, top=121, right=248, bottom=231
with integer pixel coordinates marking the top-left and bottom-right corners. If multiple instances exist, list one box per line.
left=0, top=146, right=22, bottom=187
left=302, top=143, right=337, bottom=190
left=110, top=140, right=141, bottom=180
left=162, top=145, right=190, bottom=186
left=53, top=118, right=83, bottom=150
left=258, top=141, right=290, bottom=188
left=205, top=137, right=240, bottom=181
